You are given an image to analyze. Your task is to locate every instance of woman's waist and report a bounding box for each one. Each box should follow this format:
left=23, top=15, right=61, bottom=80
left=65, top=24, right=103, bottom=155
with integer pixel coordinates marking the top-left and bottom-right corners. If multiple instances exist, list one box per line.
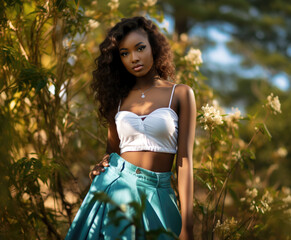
left=120, top=151, right=174, bottom=172
left=109, top=153, right=173, bottom=187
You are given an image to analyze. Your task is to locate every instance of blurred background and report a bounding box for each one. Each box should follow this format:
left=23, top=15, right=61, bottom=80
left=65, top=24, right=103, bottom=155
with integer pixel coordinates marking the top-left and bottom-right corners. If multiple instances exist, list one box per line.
left=1, top=0, right=290, bottom=239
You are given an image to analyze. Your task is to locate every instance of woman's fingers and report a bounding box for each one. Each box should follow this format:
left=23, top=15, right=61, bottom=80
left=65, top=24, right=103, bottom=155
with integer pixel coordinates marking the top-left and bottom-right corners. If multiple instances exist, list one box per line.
left=89, top=171, right=95, bottom=181
left=102, top=154, right=110, bottom=161
left=92, top=165, right=104, bottom=174
left=89, top=154, right=111, bottom=181
left=102, top=161, right=109, bottom=167
left=89, top=168, right=102, bottom=181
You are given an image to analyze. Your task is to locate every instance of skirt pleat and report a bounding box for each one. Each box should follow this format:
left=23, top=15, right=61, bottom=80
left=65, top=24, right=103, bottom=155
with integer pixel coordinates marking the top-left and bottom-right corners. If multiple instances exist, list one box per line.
left=65, top=153, right=181, bottom=240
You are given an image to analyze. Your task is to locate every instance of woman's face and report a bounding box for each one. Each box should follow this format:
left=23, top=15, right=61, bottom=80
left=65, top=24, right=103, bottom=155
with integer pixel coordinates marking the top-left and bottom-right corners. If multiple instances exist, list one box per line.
left=118, top=29, right=154, bottom=78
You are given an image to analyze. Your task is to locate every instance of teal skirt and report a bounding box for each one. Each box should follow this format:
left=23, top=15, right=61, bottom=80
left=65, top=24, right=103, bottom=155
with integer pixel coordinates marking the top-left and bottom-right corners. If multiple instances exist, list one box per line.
left=65, top=153, right=181, bottom=240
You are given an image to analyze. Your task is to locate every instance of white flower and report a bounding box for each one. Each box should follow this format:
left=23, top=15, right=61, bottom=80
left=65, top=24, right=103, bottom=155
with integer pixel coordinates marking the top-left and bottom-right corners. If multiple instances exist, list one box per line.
left=143, top=0, right=157, bottom=7
left=223, top=163, right=229, bottom=170
left=8, top=20, right=16, bottom=31
left=67, top=54, right=78, bottom=66
left=282, top=187, right=291, bottom=195
left=62, top=37, right=71, bottom=49
left=266, top=93, right=282, bottom=114
left=108, top=0, right=119, bottom=10
left=232, top=151, right=241, bottom=161
left=214, top=217, right=240, bottom=239
left=200, top=104, right=223, bottom=130
left=262, top=190, right=273, bottom=204
left=283, top=195, right=291, bottom=204
left=246, top=188, right=258, bottom=199
left=184, top=48, right=203, bottom=70
left=224, top=107, right=242, bottom=129
left=80, top=43, right=86, bottom=50
left=246, top=189, right=272, bottom=213
left=228, top=107, right=241, bottom=121
left=88, top=19, right=100, bottom=29
left=277, top=147, right=288, bottom=158
left=180, top=33, right=188, bottom=42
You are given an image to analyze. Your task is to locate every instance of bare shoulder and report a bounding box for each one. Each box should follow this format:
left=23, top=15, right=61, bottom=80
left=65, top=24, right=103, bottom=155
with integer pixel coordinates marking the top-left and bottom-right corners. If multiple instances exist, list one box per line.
left=159, top=80, right=193, bottom=92
left=175, top=84, right=195, bottom=103
left=175, top=83, right=193, bottom=92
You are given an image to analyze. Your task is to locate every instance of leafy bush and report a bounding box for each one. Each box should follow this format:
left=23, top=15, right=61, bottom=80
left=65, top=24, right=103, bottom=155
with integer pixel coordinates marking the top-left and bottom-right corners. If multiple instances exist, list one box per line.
left=1, top=0, right=290, bottom=239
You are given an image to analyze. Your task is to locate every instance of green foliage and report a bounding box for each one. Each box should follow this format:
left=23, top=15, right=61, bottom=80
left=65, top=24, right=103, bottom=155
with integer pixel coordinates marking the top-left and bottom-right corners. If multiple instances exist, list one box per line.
left=1, top=0, right=290, bottom=239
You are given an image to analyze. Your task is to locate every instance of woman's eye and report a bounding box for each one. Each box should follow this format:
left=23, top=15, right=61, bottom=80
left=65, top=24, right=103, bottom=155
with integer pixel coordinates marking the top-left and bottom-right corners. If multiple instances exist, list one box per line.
left=120, top=52, right=128, bottom=57
left=137, top=45, right=146, bottom=51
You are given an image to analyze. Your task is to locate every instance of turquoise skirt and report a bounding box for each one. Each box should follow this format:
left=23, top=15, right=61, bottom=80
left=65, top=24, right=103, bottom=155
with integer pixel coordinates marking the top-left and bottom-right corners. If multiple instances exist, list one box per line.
left=65, top=153, right=181, bottom=240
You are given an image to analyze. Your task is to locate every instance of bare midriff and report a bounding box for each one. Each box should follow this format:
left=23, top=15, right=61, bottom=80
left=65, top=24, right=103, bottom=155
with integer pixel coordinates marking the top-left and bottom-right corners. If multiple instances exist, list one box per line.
left=120, top=151, right=175, bottom=172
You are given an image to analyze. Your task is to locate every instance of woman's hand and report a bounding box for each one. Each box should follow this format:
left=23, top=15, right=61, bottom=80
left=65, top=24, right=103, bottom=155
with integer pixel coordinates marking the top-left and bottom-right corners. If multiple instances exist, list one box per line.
left=89, top=154, right=110, bottom=181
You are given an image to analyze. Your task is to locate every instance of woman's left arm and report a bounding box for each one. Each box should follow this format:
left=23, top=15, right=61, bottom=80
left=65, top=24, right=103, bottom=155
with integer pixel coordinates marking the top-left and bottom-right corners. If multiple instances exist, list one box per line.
left=176, top=84, right=196, bottom=240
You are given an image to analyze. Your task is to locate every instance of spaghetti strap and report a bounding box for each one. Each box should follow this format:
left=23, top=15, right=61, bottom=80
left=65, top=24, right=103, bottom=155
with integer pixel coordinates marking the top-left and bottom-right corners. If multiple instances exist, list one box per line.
left=117, top=100, right=121, bottom=112
left=168, top=84, right=177, bottom=108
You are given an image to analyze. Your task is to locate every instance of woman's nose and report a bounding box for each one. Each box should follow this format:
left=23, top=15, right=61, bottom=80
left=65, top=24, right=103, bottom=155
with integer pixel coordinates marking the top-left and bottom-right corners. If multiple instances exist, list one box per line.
left=131, top=51, right=139, bottom=62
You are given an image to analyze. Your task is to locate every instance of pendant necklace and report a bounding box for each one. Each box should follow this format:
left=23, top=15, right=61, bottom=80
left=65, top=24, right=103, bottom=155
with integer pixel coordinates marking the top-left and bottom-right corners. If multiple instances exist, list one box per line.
left=138, top=85, right=155, bottom=98
left=137, top=77, right=160, bottom=99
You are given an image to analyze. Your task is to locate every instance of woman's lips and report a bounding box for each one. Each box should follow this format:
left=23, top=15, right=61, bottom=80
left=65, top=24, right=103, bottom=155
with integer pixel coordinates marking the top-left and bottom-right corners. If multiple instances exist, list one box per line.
left=132, top=65, right=143, bottom=71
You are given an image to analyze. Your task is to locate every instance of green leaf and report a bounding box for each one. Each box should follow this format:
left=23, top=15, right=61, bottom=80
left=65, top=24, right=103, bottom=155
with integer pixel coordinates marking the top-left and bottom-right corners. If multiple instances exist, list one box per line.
left=33, top=159, right=42, bottom=169
left=196, top=114, right=203, bottom=119
left=206, top=182, right=212, bottom=191
left=195, top=175, right=212, bottom=191
left=256, top=122, right=272, bottom=140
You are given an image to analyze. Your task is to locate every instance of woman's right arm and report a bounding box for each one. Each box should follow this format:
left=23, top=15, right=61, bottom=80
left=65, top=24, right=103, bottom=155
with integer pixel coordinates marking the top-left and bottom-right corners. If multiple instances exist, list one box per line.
left=106, top=120, right=121, bottom=155
left=89, top=120, right=120, bottom=181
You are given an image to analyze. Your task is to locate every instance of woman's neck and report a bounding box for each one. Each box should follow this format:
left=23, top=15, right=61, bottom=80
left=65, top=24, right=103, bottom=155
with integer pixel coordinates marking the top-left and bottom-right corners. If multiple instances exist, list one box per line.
left=135, top=67, right=160, bottom=90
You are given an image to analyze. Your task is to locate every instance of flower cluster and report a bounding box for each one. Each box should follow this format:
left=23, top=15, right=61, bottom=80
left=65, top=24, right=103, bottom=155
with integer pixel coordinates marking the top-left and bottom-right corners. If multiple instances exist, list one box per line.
left=282, top=187, right=291, bottom=195
left=232, top=151, right=242, bottom=162
left=246, top=176, right=261, bottom=188
left=276, top=147, right=288, bottom=158
left=108, top=0, right=119, bottom=11
left=183, top=48, right=203, bottom=70
left=224, top=107, right=242, bottom=129
left=214, top=217, right=241, bottom=240
left=279, top=194, right=291, bottom=218
left=266, top=93, right=282, bottom=115
left=199, top=104, right=223, bottom=130
left=143, top=0, right=157, bottom=7
left=241, top=188, right=273, bottom=214
left=88, top=19, right=100, bottom=29
left=243, top=188, right=258, bottom=201
left=259, top=190, right=273, bottom=213
left=282, top=195, right=291, bottom=205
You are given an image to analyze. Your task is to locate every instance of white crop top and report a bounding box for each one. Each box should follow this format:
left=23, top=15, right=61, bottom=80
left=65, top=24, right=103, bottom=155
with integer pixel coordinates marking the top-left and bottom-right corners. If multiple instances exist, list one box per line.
left=115, top=84, right=178, bottom=154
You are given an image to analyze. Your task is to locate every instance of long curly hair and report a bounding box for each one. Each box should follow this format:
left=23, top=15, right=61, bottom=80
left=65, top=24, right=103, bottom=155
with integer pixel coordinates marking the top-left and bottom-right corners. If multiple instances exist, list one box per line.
left=91, top=16, right=175, bottom=123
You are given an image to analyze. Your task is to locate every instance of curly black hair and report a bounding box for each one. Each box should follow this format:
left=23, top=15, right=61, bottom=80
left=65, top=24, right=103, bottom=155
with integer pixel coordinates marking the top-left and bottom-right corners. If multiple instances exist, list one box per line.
left=91, top=16, right=175, bottom=123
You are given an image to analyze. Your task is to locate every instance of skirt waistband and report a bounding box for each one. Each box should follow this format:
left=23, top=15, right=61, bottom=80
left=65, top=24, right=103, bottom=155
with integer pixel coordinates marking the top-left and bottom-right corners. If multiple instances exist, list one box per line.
left=109, top=153, right=172, bottom=188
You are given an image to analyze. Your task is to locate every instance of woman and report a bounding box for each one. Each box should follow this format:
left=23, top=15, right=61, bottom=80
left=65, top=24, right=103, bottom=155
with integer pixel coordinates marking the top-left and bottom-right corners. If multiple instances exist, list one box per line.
left=66, top=16, right=196, bottom=240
